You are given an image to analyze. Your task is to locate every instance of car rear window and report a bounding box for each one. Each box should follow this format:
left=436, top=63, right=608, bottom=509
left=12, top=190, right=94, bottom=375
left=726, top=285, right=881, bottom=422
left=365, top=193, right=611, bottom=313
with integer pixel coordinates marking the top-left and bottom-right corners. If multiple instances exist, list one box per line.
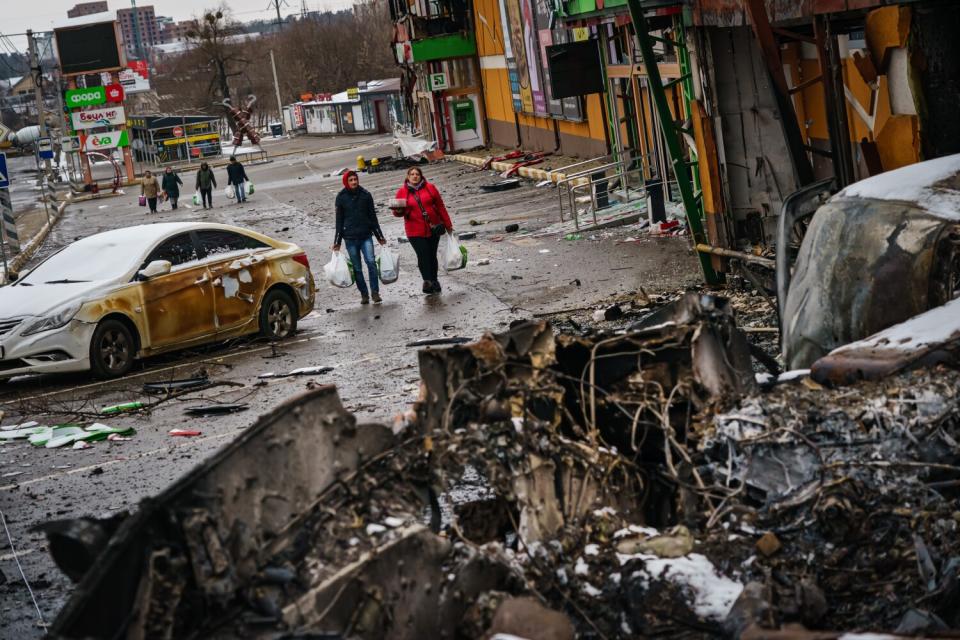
left=197, top=230, right=269, bottom=258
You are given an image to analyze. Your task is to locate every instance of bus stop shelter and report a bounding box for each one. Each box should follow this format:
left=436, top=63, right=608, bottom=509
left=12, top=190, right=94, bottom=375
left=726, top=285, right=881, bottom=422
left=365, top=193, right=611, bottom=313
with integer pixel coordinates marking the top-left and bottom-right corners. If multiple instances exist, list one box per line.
left=129, top=115, right=223, bottom=166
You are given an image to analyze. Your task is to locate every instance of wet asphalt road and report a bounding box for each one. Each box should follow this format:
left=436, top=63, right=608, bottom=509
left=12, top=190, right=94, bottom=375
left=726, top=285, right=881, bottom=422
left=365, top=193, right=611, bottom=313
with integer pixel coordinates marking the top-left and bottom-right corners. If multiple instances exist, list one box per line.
left=0, top=134, right=699, bottom=636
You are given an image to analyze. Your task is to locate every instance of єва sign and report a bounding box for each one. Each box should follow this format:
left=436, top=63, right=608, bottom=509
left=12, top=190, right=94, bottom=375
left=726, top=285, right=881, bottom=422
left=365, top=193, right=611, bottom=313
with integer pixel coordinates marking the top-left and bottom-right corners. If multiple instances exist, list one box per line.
left=71, top=106, right=126, bottom=130
left=82, top=130, right=129, bottom=151
left=65, top=86, right=106, bottom=108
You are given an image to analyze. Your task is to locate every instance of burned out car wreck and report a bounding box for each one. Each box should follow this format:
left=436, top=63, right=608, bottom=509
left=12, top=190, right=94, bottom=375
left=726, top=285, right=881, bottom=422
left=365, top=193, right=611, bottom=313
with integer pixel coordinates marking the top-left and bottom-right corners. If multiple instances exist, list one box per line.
left=784, top=154, right=960, bottom=377
left=42, top=292, right=960, bottom=639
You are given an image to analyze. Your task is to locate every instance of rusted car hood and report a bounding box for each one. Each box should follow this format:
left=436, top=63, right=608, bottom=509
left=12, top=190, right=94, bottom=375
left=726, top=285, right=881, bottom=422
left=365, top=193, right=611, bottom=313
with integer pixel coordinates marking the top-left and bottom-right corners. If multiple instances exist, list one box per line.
left=0, top=281, right=107, bottom=319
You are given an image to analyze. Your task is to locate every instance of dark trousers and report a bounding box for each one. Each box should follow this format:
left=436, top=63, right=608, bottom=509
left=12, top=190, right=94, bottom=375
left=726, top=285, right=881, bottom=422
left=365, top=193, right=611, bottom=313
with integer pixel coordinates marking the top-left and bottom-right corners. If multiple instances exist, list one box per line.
left=147, top=197, right=158, bottom=213
left=409, top=235, right=440, bottom=282
left=169, top=195, right=179, bottom=209
left=200, top=188, right=212, bottom=207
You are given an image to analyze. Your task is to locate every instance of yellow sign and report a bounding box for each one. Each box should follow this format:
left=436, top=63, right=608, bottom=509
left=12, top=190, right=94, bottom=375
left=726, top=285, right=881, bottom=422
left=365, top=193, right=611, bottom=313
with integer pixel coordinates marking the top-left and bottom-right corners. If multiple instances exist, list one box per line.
left=162, top=133, right=220, bottom=146
left=573, top=28, right=589, bottom=42
left=347, top=87, right=360, bottom=100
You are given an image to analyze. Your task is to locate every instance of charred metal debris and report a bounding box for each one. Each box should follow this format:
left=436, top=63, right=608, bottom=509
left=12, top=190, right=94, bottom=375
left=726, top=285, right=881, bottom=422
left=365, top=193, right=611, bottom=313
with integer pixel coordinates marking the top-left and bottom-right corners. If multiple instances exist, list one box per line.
left=44, top=294, right=960, bottom=639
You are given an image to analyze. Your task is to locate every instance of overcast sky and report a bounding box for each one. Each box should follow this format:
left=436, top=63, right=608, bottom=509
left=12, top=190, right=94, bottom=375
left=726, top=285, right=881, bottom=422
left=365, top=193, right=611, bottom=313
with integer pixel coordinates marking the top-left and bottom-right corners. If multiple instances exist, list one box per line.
left=4, top=0, right=356, bottom=50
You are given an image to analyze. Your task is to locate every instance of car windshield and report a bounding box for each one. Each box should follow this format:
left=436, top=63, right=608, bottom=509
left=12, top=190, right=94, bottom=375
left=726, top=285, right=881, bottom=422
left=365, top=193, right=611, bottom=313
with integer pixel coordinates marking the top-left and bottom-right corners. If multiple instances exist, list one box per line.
left=18, top=233, right=150, bottom=285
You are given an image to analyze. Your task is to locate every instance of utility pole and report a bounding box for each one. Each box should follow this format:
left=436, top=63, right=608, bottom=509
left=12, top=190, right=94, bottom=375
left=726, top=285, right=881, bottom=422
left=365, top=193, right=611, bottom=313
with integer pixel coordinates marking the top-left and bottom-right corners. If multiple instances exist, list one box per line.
left=26, top=30, right=50, bottom=175
left=268, top=0, right=288, bottom=30
left=270, top=50, right=283, bottom=129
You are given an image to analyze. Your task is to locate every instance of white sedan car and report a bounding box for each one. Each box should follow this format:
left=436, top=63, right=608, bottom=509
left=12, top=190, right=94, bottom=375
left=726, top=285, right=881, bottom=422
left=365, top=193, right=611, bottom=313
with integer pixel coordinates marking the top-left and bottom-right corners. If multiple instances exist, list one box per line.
left=0, top=222, right=316, bottom=380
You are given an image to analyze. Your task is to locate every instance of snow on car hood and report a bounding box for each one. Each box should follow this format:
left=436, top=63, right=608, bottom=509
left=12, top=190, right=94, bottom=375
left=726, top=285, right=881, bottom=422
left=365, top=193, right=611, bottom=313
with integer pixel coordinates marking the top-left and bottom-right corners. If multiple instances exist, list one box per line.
left=0, top=281, right=106, bottom=319
left=836, top=153, right=960, bottom=218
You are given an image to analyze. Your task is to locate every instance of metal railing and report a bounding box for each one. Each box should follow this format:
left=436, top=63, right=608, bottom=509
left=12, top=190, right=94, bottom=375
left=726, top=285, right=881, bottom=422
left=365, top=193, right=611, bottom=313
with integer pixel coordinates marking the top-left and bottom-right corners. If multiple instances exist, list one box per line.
left=562, top=164, right=657, bottom=230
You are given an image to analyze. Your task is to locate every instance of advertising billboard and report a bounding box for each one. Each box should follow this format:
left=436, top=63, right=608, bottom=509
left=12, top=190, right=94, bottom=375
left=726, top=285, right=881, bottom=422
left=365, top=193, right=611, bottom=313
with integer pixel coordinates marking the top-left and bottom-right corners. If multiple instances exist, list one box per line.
left=71, top=106, right=126, bottom=130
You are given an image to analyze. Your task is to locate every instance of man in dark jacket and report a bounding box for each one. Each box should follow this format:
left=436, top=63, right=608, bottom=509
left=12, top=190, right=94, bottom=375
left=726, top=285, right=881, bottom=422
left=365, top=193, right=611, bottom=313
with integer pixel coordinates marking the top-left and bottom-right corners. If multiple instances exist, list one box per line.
left=196, top=162, right=217, bottom=209
left=332, top=170, right=386, bottom=304
left=226, top=156, right=248, bottom=203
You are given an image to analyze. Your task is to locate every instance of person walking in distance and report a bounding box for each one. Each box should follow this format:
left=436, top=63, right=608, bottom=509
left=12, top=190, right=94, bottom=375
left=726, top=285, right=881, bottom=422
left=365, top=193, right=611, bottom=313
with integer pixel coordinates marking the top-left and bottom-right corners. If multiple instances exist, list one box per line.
left=161, top=167, right=183, bottom=210
left=141, top=170, right=160, bottom=214
left=195, top=162, right=217, bottom=209
left=333, top=170, right=386, bottom=305
left=391, top=167, right=453, bottom=294
left=226, top=156, right=249, bottom=203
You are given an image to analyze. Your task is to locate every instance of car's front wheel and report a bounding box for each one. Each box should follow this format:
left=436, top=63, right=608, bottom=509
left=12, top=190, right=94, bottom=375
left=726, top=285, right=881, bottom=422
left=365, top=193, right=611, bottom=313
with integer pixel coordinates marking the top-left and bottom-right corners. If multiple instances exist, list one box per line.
left=90, top=319, right=135, bottom=378
left=259, top=289, right=298, bottom=339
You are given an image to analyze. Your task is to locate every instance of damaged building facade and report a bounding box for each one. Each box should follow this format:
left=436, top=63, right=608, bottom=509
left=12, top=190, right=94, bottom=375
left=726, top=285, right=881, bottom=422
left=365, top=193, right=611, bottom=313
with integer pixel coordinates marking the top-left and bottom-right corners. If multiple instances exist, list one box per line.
left=389, top=0, right=960, bottom=280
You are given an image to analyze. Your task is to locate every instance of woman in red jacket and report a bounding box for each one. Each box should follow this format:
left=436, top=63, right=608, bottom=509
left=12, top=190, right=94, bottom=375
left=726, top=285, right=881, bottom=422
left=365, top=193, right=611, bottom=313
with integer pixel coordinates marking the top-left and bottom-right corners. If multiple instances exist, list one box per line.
left=392, top=167, right=454, bottom=294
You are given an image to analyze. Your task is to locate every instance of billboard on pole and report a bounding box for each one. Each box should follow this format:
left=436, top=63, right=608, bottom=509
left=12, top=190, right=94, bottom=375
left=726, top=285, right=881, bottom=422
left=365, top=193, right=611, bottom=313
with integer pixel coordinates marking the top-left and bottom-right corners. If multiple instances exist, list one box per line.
left=119, top=60, right=150, bottom=94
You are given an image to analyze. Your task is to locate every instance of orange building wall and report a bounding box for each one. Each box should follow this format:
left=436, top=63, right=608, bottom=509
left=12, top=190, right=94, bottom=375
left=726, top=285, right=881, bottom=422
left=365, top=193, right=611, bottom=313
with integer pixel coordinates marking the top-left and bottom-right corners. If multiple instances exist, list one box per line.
left=782, top=6, right=920, bottom=174
left=473, top=0, right=606, bottom=155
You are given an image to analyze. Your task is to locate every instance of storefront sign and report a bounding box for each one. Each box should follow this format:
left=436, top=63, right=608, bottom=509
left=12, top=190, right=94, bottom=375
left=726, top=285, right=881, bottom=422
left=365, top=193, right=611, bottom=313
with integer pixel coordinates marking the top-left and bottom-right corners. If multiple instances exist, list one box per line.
left=65, top=86, right=106, bottom=108
left=347, top=87, right=360, bottom=100
left=82, top=130, right=129, bottom=152
left=161, top=133, right=219, bottom=146
left=428, top=72, right=448, bottom=91
left=71, top=106, right=126, bottom=130
left=105, top=83, right=124, bottom=103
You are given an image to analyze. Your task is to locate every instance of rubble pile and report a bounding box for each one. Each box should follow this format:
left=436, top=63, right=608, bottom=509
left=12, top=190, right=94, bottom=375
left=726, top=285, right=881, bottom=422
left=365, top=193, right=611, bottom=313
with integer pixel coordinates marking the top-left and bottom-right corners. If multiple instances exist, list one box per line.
left=42, top=294, right=960, bottom=638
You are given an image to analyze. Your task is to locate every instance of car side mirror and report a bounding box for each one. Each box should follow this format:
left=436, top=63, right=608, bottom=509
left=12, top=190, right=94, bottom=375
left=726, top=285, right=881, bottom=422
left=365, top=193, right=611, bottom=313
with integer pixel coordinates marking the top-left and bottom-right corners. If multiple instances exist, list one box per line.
left=138, top=260, right=172, bottom=280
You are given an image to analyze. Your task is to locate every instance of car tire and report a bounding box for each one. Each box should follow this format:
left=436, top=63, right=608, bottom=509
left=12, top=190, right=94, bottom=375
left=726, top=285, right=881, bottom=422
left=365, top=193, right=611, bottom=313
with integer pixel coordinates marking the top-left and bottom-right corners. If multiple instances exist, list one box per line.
left=90, top=319, right=136, bottom=379
left=260, top=289, right=298, bottom=340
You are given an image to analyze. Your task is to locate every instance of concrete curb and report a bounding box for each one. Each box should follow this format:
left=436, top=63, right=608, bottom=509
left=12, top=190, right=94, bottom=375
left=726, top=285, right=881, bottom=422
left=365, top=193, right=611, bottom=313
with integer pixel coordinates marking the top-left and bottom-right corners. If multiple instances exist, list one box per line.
left=9, top=201, right=67, bottom=274
left=448, top=154, right=561, bottom=182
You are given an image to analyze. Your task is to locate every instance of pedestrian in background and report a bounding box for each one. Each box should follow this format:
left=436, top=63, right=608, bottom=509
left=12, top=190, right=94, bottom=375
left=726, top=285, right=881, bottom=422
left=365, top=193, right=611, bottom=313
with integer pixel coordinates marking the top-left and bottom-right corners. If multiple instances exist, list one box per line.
left=333, top=170, right=386, bottom=305
left=227, top=156, right=248, bottom=203
left=141, top=170, right=160, bottom=214
left=161, top=167, right=183, bottom=210
left=196, top=162, right=217, bottom=209
left=392, top=167, right=453, bottom=294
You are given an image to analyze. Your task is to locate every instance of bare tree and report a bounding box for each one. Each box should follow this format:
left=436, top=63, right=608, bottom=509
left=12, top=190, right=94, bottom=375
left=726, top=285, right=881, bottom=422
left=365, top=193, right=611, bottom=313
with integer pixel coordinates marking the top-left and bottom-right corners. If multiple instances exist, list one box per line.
left=185, top=8, right=247, bottom=105
left=152, top=0, right=396, bottom=119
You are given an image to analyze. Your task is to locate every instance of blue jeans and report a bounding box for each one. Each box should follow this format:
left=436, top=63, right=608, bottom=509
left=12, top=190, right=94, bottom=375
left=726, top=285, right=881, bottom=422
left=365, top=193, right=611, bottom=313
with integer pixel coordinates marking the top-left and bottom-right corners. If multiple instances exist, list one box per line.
left=233, top=182, right=246, bottom=202
left=345, top=237, right=378, bottom=296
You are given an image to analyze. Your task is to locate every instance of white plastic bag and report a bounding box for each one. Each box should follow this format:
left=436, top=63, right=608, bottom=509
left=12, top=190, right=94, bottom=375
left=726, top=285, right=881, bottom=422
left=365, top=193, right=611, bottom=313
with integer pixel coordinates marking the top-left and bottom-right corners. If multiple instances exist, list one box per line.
left=192, top=192, right=201, bottom=206
left=224, top=186, right=235, bottom=199
left=323, top=251, right=353, bottom=288
left=378, top=245, right=400, bottom=284
left=439, top=233, right=467, bottom=272
left=246, top=182, right=255, bottom=195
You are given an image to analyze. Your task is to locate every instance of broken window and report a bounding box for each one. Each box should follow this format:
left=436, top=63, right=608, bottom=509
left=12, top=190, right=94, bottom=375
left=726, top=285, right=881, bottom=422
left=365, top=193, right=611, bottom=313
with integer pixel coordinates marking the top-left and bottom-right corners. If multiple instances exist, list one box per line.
left=197, top=230, right=269, bottom=259
left=144, top=232, right=198, bottom=267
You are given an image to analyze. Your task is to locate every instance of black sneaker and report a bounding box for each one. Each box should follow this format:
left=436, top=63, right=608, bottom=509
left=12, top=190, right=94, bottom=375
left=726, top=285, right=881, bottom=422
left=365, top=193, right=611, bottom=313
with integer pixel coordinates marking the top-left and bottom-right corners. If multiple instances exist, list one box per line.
left=372, top=292, right=382, bottom=304
left=432, top=280, right=442, bottom=293
left=422, top=281, right=433, bottom=294
left=361, top=296, right=370, bottom=305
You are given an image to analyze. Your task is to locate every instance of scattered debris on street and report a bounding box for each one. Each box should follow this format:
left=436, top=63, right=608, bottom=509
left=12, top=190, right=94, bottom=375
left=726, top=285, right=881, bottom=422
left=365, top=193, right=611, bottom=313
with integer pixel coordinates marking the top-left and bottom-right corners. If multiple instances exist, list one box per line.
left=40, top=291, right=960, bottom=638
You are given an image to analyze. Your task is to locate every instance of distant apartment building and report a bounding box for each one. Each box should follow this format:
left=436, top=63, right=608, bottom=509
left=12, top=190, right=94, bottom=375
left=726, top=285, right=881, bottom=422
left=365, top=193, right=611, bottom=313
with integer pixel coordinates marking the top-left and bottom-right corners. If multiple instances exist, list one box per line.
left=67, top=1, right=108, bottom=18
left=117, top=5, right=160, bottom=58
left=161, top=19, right=198, bottom=43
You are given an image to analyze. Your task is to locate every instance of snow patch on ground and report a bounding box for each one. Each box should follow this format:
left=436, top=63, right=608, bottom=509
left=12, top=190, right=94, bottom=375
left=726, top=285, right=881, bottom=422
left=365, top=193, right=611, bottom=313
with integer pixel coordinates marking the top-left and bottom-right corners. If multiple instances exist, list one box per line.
left=621, top=553, right=744, bottom=620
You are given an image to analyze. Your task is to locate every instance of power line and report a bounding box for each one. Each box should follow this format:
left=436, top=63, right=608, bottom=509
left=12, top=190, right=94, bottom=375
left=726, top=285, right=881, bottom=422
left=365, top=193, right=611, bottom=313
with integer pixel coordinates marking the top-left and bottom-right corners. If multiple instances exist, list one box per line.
left=266, top=0, right=290, bottom=30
